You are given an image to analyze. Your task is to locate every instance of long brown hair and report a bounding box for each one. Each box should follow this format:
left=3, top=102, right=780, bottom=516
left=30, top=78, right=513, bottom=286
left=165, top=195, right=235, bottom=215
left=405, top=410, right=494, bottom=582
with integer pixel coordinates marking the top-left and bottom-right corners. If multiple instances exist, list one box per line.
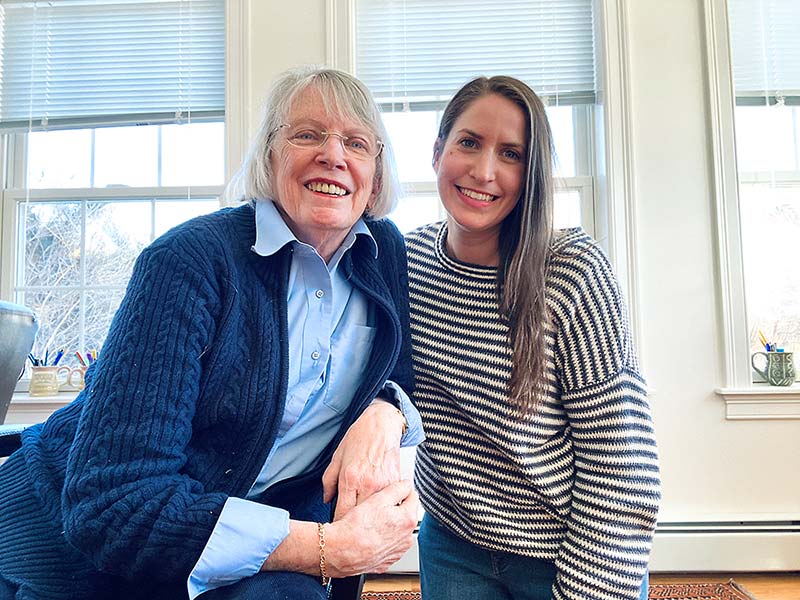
left=436, top=76, right=554, bottom=415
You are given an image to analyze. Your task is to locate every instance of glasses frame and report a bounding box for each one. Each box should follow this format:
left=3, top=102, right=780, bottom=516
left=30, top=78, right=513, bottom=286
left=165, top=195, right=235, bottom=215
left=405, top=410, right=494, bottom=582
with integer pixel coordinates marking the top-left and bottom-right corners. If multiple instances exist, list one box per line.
left=275, top=123, right=384, bottom=159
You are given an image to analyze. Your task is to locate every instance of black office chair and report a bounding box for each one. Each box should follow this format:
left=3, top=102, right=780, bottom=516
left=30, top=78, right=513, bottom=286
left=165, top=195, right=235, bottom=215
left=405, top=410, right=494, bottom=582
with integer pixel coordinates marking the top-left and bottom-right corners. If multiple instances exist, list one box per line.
left=330, top=575, right=365, bottom=600
left=0, top=300, right=38, bottom=454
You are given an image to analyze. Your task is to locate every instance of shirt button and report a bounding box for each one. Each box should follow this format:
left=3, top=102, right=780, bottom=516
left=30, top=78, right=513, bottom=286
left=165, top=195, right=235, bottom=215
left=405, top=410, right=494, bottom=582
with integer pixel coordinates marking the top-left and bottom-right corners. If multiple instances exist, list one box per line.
left=315, top=289, right=324, bottom=298
left=311, top=351, right=321, bottom=360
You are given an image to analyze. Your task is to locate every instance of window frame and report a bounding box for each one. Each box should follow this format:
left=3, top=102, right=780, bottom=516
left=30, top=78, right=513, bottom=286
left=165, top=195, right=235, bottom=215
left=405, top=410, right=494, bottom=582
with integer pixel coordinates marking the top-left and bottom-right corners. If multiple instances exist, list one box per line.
left=0, top=128, right=225, bottom=297
left=0, top=0, right=246, bottom=406
left=1, top=184, right=224, bottom=393
left=705, top=0, right=800, bottom=419
left=327, top=0, right=645, bottom=353
left=335, top=0, right=600, bottom=238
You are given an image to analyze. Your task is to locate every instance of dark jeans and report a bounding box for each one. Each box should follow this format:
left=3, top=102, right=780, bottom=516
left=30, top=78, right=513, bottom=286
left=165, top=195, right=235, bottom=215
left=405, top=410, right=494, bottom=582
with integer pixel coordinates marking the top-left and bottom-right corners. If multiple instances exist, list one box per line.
left=419, top=513, right=649, bottom=600
left=0, top=569, right=327, bottom=600
left=0, top=573, right=14, bottom=600
left=198, top=572, right=328, bottom=600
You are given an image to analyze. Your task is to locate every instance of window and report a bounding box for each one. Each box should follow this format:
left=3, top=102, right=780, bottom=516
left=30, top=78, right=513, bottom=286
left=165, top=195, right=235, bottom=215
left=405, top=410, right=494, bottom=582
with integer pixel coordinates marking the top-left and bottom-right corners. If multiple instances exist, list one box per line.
left=351, top=0, right=597, bottom=234
left=0, top=0, right=226, bottom=376
left=728, top=0, right=799, bottom=381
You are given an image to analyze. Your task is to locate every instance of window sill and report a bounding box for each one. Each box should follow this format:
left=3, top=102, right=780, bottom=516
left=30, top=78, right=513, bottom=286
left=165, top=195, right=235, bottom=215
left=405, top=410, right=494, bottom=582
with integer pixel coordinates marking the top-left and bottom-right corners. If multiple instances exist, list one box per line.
left=5, top=391, right=77, bottom=424
left=715, top=385, right=800, bottom=420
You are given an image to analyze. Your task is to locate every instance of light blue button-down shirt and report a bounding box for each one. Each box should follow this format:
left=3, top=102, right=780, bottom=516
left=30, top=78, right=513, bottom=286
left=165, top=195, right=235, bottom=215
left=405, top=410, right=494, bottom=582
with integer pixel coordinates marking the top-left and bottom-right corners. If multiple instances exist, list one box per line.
left=188, top=200, right=423, bottom=598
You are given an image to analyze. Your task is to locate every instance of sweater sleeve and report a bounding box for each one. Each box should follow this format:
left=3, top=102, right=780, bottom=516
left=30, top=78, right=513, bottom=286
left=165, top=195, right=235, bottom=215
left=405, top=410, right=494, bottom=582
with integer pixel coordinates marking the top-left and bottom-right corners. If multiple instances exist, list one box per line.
left=61, top=238, right=230, bottom=581
left=551, top=244, right=661, bottom=600
left=376, top=219, right=415, bottom=397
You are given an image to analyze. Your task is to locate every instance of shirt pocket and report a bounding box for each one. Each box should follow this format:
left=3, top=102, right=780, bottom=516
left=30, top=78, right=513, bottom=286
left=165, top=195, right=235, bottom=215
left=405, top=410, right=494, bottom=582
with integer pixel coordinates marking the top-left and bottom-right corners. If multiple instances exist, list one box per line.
left=323, top=324, right=377, bottom=414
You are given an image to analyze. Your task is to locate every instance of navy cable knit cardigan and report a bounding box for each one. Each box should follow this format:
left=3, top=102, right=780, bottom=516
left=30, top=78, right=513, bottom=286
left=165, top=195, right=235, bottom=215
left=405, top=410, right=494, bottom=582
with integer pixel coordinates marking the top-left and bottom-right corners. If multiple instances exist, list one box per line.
left=0, top=203, right=413, bottom=599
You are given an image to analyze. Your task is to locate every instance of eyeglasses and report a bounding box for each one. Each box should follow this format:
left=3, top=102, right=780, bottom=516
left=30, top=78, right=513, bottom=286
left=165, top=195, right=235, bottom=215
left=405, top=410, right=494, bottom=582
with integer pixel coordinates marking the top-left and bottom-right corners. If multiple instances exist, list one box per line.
left=277, top=124, right=383, bottom=159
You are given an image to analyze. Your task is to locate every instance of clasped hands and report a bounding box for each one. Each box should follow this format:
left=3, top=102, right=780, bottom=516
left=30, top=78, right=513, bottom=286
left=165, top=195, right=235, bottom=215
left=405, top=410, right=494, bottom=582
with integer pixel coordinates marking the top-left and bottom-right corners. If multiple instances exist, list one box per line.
left=319, top=401, right=418, bottom=576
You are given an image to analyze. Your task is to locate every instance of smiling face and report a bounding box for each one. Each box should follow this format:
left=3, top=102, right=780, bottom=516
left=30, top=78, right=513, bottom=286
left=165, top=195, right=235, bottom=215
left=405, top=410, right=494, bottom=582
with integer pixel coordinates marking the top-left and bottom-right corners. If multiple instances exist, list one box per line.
left=434, top=93, right=527, bottom=265
left=270, top=86, right=378, bottom=261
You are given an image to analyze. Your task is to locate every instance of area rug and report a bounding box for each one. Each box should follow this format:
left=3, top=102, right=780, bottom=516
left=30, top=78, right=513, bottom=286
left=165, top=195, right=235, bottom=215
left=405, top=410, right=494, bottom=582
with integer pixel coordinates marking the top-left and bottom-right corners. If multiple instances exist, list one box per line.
left=361, top=580, right=757, bottom=600
left=648, top=580, right=757, bottom=599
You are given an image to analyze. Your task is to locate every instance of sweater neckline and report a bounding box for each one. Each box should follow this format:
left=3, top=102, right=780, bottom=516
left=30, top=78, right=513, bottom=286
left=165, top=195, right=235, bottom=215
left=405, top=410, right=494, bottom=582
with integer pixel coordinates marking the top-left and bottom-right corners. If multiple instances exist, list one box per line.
left=433, top=222, right=498, bottom=281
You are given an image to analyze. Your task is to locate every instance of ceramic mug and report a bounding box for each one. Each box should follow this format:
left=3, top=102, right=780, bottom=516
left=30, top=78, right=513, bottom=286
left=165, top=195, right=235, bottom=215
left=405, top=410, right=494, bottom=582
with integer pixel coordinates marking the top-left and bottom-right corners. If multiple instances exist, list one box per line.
left=751, top=351, right=795, bottom=386
left=29, top=365, right=86, bottom=396
left=66, top=366, right=86, bottom=390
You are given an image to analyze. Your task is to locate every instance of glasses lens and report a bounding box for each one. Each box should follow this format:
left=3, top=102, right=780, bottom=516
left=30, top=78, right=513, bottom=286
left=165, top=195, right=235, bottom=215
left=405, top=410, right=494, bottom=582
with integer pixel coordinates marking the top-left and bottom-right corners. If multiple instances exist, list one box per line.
left=287, top=128, right=324, bottom=147
left=283, top=125, right=381, bottom=158
left=344, top=136, right=376, bottom=158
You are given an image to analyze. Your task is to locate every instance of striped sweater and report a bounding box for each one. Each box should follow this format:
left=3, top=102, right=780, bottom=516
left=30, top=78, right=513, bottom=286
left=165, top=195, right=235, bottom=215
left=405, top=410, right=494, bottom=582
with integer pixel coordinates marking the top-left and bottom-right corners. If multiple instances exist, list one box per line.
left=407, top=222, right=660, bottom=600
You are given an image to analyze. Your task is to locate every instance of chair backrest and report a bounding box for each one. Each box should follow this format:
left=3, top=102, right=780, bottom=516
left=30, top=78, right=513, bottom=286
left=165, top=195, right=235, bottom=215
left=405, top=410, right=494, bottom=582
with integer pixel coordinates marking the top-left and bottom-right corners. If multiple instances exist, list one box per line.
left=0, top=301, right=38, bottom=423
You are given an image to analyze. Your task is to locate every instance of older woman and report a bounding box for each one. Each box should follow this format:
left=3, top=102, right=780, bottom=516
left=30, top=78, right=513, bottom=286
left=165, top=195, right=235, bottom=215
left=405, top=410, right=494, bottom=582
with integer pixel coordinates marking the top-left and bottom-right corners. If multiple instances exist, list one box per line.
left=0, top=67, right=421, bottom=600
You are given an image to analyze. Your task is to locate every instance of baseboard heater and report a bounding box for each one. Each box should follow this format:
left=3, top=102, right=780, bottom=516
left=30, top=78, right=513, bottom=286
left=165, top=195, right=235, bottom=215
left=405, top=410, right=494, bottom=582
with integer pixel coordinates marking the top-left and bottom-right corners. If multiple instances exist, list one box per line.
left=388, top=520, right=800, bottom=573
left=650, top=520, right=800, bottom=571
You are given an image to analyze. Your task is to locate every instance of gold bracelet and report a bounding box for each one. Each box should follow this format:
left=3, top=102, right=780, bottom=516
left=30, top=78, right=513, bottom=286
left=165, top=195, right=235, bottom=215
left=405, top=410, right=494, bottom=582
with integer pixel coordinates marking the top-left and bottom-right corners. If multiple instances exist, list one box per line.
left=317, top=522, right=330, bottom=587
left=395, top=407, right=408, bottom=436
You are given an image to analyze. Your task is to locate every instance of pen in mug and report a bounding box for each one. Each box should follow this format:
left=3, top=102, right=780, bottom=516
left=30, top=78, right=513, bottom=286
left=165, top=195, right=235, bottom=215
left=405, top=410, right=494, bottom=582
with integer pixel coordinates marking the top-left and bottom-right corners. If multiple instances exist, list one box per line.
left=53, top=348, right=65, bottom=366
left=758, top=330, right=768, bottom=349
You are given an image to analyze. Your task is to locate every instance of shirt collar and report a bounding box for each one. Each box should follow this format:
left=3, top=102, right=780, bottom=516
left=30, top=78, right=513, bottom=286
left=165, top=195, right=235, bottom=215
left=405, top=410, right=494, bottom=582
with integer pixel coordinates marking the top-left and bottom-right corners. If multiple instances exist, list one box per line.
left=251, top=199, right=378, bottom=260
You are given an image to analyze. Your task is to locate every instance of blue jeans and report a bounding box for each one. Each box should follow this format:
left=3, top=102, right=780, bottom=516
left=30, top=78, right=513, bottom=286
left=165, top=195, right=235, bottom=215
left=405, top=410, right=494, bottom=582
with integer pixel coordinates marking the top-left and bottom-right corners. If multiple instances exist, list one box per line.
left=198, top=572, right=328, bottom=600
left=418, top=514, right=649, bottom=600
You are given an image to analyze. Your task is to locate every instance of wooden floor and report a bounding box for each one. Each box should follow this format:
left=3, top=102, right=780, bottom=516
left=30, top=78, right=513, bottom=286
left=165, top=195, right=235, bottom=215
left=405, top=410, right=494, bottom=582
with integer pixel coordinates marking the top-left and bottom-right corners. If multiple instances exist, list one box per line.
left=364, top=572, right=800, bottom=599
left=650, top=573, right=800, bottom=600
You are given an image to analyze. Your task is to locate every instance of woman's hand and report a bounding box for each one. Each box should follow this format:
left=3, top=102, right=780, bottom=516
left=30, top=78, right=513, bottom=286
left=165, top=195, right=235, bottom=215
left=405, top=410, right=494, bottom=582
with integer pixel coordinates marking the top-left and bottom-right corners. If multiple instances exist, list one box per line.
left=322, top=401, right=406, bottom=519
left=325, top=479, right=418, bottom=577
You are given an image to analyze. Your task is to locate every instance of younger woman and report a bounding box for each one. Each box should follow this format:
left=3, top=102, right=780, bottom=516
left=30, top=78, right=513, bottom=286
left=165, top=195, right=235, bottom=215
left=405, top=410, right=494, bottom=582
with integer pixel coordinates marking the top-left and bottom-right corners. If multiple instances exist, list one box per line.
left=406, top=76, right=661, bottom=600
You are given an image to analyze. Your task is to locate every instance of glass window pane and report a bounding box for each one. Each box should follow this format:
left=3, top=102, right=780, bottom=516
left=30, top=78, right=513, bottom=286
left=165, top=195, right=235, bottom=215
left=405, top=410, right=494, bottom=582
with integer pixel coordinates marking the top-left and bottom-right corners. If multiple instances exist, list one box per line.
left=554, top=189, right=582, bottom=229
left=389, top=195, right=441, bottom=233
left=19, top=201, right=82, bottom=288
left=94, top=125, right=159, bottom=187
left=161, top=122, right=226, bottom=186
left=735, top=105, right=799, bottom=173
left=27, top=130, right=92, bottom=188
left=381, top=111, right=439, bottom=183
left=20, top=289, right=81, bottom=366
left=154, top=199, right=219, bottom=238
left=548, top=106, right=576, bottom=178
left=86, top=201, right=152, bottom=286
left=738, top=182, right=800, bottom=360
left=85, top=288, right=127, bottom=353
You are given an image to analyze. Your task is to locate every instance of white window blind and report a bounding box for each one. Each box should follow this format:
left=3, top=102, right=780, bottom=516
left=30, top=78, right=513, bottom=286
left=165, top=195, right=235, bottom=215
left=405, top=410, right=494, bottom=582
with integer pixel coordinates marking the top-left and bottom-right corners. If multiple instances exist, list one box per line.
left=355, top=0, right=596, bottom=107
left=728, top=0, right=800, bottom=104
left=0, top=0, right=225, bottom=131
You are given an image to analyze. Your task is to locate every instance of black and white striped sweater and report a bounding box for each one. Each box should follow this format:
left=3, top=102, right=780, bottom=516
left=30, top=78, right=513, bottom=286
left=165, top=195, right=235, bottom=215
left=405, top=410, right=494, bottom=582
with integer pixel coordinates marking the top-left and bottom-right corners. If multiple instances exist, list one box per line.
left=406, top=222, right=660, bottom=600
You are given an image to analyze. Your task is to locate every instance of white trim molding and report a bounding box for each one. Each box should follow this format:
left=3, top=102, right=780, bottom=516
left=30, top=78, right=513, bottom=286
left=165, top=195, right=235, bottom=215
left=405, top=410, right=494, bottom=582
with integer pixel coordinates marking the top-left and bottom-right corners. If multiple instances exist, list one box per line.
left=703, top=0, right=751, bottom=390
left=326, top=0, right=355, bottom=72
left=716, top=386, right=800, bottom=420
left=225, top=0, right=250, bottom=187
left=593, top=0, right=644, bottom=360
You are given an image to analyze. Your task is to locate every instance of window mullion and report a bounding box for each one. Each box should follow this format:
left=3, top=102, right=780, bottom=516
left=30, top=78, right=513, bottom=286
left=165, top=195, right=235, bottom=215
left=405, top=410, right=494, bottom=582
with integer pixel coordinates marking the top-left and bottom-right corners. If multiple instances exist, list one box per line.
left=79, top=199, right=88, bottom=355
left=6, top=134, right=27, bottom=189
left=90, top=130, right=96, bottom=188
left=573, top=105, right=595, bottom=180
